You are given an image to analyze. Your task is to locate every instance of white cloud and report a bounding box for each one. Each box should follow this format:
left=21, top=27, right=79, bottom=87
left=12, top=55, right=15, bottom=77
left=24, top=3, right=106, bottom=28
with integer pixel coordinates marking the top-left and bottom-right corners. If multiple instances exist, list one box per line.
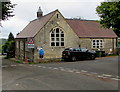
left=1, top=0, right=103, bottom=38
left=12, top=0, right=104, bottom=3
left=1, top=16, right=29, bottom=38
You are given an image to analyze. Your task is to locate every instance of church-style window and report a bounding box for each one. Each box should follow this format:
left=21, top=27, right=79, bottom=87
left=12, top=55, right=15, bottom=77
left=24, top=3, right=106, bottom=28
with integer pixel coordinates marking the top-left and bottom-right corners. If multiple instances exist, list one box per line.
left=50, top=28, right=64, bottom=47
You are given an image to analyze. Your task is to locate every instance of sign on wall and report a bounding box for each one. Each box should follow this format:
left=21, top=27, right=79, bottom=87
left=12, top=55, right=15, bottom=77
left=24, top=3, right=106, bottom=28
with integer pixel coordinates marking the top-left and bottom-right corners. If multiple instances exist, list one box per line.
left=27, top=37, right=35, bottom=48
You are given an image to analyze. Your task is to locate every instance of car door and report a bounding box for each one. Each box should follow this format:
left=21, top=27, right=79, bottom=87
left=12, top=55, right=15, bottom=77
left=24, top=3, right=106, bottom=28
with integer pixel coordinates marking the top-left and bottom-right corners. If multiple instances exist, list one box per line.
left=80, top=48, right=88, bottom=59
left=77, top=48, right=83, bottom=59
left=76, top=48, right=81, bottom=59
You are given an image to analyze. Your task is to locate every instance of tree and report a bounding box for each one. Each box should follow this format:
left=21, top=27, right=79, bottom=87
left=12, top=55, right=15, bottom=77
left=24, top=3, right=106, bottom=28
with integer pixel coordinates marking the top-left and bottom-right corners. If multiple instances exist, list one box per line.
left=2, top=32, right=15, bottom=58
left=0, top=1, right=16, bottom=21
left=8, top=32, right=15, bottom=41
left=96, top=1, right=120, bottom=37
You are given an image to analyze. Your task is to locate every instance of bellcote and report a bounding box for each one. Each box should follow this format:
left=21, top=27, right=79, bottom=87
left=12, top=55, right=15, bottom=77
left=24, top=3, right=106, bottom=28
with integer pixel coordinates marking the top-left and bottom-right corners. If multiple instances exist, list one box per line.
left=37, top=7, right=43, bottom=18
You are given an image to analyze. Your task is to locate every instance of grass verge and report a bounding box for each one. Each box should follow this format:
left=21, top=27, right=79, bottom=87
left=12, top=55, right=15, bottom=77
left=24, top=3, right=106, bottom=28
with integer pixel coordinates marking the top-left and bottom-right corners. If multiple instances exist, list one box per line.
left=4, top=57, right=63, bottom=64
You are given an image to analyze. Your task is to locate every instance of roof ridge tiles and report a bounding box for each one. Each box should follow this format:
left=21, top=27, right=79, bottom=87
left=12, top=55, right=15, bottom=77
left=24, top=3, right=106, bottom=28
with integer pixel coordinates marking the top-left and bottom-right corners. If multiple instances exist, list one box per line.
left=65, top=18, right=99, bottom=22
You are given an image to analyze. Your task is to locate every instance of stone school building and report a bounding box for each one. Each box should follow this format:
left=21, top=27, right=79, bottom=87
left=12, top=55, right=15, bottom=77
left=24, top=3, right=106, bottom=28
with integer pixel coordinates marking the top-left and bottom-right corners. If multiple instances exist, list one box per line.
left=15, top=7, right=117, bottom=62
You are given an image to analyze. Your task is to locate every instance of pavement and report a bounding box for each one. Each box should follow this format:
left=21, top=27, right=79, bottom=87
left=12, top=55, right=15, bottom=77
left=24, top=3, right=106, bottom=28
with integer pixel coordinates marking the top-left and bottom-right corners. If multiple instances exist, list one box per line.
left=2, top=56, right=120, bottom=90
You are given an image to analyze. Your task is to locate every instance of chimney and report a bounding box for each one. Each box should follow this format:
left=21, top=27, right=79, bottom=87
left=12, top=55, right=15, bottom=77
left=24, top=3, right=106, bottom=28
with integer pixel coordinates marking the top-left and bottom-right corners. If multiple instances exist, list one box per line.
left=37, top=7, right=43, bottom=19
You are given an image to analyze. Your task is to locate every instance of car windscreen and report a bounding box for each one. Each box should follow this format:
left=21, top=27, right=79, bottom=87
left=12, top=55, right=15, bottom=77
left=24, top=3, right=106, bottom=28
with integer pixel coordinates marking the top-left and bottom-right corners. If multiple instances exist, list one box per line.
left=64, top=48, right=73, bottom=51
left=80, top=48, right=88, bottom=52
left=65, top=48, right=71, bottom=51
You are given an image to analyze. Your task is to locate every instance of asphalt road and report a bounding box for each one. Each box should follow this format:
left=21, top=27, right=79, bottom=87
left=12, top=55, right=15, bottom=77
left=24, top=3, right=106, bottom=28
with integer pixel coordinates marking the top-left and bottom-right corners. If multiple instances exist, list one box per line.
left=2, top=56, right=119, bottom=90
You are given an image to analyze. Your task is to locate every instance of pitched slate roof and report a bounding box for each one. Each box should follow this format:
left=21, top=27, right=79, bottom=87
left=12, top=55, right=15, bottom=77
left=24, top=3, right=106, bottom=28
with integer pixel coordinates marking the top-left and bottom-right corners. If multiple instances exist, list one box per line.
left=16, top=10, right=57, bottom=38
left=66, top=19, right=117, bottom=38
left=16, top=10, right=117, bottom=38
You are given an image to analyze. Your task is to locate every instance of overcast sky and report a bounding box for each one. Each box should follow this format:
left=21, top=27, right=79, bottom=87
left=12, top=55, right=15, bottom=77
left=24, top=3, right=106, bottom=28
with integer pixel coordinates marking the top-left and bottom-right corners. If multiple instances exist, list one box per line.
left=1, top=0, right=105, bottom=39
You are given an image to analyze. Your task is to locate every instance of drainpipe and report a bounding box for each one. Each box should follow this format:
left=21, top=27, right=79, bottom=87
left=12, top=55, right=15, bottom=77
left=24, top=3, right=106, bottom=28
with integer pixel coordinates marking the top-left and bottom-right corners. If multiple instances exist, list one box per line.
left=23, top=39, right=25, bottom=61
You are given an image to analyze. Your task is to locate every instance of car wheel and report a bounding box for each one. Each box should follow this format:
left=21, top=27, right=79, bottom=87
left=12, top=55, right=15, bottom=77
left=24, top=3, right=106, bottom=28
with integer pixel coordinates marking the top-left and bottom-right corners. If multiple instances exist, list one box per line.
left=90, top=54, right=95, bottom=60
left=71, top=56, right=76, bottom=61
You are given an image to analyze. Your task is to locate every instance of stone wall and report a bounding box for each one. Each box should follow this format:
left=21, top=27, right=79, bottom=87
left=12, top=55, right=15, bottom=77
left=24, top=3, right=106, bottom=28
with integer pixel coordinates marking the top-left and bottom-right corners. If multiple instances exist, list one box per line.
left=15, top=39, right=25, bottom=60
left=15, top=39, right=20, bottom=59
left=15, top=38, right=34, bottom=61
left=34, top=11, right=79, bottom=61
left=104, top=38, right=117, bottom=54
left=79, top=38, right=117, bottom=54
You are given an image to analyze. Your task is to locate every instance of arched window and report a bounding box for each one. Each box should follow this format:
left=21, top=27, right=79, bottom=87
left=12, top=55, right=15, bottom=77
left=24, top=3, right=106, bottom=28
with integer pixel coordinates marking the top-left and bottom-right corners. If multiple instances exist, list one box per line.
left=50, top=28, right=64, bottom=47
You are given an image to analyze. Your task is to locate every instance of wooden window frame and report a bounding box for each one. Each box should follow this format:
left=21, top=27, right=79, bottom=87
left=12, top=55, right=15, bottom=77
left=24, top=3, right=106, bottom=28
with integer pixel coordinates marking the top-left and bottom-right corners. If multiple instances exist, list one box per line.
left=92, top=39, right=104, bottom=49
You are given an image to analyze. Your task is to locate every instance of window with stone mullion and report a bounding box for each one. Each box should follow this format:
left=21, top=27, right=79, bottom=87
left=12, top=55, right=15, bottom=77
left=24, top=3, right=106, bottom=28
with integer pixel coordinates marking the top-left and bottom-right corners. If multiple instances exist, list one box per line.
left=92, top=40, right=103, bottom=49
left=50, top=28, right=64, bottom=47
left=56, top=28, right=60, bottom=46
left=51, top=30, right=55, bottom=46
